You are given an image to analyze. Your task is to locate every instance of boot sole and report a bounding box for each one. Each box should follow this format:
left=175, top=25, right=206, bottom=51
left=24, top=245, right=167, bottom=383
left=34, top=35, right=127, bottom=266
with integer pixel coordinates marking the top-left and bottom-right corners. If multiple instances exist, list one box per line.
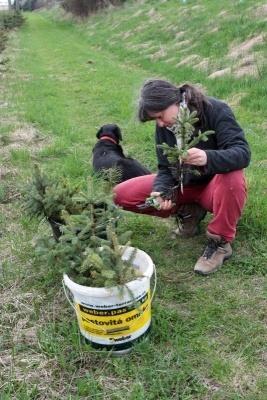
left=194, top=254, right=232, bottom=276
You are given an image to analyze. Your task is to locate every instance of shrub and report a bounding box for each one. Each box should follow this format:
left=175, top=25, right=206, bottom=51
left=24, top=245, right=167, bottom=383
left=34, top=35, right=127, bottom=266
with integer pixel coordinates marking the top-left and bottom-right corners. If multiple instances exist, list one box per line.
left=0, top=29, right=7, bottom=53
left=61, top=0, right=124, bottom=17
left=0, top=11, right=24, bottom=55
left=0, top=11, right=24, bottom=30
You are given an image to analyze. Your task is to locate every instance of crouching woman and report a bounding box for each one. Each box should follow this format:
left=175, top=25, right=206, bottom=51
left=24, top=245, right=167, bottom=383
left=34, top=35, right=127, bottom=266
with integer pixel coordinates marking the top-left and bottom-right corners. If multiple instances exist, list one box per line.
left=114, top=79, right=251, bottom=275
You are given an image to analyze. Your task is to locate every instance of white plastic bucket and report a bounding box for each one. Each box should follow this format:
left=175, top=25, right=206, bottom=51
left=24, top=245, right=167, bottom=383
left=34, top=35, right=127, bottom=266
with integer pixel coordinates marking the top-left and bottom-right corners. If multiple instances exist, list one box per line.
left=63, top=247, right=155, bottom=353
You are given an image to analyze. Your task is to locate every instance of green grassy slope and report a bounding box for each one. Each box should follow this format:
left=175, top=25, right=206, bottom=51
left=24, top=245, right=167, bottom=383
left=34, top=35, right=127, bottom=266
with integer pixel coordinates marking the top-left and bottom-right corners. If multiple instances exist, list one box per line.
left=80, top=0, right=267, bottom=234
left=0, top=1, right=266, bottom=398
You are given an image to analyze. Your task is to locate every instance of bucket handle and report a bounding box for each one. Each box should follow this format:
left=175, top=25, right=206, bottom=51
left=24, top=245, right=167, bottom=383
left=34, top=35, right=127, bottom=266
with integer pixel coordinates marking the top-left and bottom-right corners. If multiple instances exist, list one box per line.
left=62, top=278, right=76, bottom=311
left=62, top=265, right=157, bottom=318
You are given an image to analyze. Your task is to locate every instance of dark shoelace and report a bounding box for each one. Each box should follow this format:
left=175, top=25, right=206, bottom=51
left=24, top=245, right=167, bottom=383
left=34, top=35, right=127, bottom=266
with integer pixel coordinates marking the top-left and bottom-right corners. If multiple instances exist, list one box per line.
left=202, top=239, right=219, bottom=259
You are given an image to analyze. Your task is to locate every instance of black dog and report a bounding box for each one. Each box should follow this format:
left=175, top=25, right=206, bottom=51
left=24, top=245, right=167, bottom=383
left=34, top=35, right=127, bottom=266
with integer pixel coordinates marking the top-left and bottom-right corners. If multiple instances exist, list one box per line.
left=92, top=124, right=151, bottom=183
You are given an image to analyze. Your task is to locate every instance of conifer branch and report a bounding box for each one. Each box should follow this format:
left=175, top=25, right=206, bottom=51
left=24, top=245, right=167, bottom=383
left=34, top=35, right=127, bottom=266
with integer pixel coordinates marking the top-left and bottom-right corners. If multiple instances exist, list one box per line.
left=156, top=98, right=214, bottom=196
left=25, top=166, right=142, bottom=288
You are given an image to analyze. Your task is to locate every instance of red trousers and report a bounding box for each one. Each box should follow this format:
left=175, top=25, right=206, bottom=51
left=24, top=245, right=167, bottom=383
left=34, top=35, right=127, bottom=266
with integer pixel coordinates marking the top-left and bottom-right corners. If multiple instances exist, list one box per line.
left=113, top=170, right=247, bottom=243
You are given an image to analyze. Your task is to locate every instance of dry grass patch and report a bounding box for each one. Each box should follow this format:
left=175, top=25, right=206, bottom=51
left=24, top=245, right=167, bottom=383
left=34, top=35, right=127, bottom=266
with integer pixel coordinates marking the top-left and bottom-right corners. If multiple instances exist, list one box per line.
left=126, top=41, right=158, bottom=55
left=0, top=124, right=50, bottom=158
left=132, top=22, right=148, bottom=34
left=191, top=5, right=205, bottom=12
left=208, top=34, right=265, bottom=79
left=171, top=39, right=192, bottom=49
left=0, top=166, right=17, bottom=180
left=165, top=56, right=177, bottom=64
left=234, top=56, right=257, bottom=78
left=14, top=72, right=32, bottom=81
left=208, top=68, right=231, bottom=79
left=0, top=283, right=38, bottom=339
left=174, top=30, right=186, bottom=40
left=208, top=27, right=219, bottom=34
left=253, top=4, right=267, bottom=19
left=0, top=182, right=21, bottom=203
left=229, top=35, right=265, bottom=59
left=0, top=115, right=18, bottom=126
left=146, top=8, right=164, bottom=23
left=227, top=92, right=247, bottom=108
left=234, top=52, right=265, bottom=78
left=218, top=10, right=228, bottom=17
left=13, top=325, right=38, bottom=347
left=230, top=357, right=264, bottom=397
left=132, top=9, right=142, bottom=18
left=0, top=101, right=9, bottom=108
left=162, top=23, right=180, bottom=35
left=122, top=30, right=133, bottom=39
left=149, top=46, right=167, bottom=60
left=176, top=54, right=201, bottom=67
left=0, top=201, right=23, bottom=240
left=98, top=375, right=132, bottom=393
left=0, top=285, right=67, bottom=398
left=201, top=377, right=222, bottom=394
left=8, top=126, right=43, bottom=145
left=1, top=352, right=61, bottom=399
left=194, top=58, right=210, bottom=72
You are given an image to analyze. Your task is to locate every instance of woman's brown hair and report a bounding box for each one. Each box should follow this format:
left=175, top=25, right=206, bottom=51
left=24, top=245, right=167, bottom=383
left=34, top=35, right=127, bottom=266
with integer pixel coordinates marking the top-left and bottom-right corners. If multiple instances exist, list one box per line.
left=138, top=79, right=209, bottom=126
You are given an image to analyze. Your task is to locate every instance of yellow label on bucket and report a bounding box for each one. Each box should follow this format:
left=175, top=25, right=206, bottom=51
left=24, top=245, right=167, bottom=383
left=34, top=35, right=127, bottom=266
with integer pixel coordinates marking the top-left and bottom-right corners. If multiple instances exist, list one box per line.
left=76, top=291, right=151, bottom=338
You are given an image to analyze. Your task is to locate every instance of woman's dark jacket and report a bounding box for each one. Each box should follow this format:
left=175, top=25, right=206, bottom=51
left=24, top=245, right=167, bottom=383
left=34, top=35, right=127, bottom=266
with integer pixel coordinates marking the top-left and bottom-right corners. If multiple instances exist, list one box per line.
left=153, top=97, right=251, bottom=195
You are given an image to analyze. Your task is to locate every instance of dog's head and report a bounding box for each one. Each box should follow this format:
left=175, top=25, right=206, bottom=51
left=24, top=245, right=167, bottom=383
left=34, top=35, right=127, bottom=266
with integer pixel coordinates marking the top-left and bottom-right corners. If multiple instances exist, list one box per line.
left=96, top=124, right=122, bottom=144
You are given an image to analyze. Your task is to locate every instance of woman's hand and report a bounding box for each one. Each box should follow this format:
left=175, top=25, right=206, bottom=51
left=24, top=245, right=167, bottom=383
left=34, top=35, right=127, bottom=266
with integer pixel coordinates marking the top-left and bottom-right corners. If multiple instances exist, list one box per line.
left=150, top=192, right=174, bottom=210
left=183, top=148, right=207, bottom=166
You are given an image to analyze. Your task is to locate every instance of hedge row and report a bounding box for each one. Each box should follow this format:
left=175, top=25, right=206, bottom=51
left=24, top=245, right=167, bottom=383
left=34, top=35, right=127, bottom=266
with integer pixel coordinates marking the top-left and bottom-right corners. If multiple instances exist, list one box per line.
left=0, top=11, right=24, bottom=54
left=0, top=10, right=24, bottom=30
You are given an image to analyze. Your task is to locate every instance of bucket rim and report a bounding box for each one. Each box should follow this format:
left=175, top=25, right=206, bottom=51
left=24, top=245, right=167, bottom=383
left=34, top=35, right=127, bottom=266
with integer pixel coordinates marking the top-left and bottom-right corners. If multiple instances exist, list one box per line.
left=63, top=246, right=154, bottom=297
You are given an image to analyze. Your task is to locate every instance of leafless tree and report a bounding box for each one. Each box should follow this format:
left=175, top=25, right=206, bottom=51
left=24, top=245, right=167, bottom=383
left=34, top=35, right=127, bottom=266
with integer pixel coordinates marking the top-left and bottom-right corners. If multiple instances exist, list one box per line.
left=15, top=0, right=20, bottom=11
left=62, top=0, right=122, bottom=16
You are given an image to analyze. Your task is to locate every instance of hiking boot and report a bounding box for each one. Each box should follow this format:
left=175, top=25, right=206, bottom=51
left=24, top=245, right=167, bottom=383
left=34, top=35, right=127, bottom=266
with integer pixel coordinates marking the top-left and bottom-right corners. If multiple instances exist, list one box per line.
left=194, top=232, right=233, bottom=275
left=174, top=203, right=207, bottom=237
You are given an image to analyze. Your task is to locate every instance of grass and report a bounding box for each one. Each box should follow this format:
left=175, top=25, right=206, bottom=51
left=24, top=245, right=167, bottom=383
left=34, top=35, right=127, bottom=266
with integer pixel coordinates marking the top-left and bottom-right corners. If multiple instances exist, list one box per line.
left=0, top=0, right=266, bottom=398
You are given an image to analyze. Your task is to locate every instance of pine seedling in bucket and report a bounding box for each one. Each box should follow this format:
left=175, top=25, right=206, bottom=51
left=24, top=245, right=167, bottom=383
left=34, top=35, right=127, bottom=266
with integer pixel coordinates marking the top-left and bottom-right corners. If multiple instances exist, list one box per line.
left=26, top=167, right=155, bottom=352
left=60, top=205, right=155, bottom=353
left=62, top=220, right=154, bottom=353
left=58, top=210, right=141, bottom=288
